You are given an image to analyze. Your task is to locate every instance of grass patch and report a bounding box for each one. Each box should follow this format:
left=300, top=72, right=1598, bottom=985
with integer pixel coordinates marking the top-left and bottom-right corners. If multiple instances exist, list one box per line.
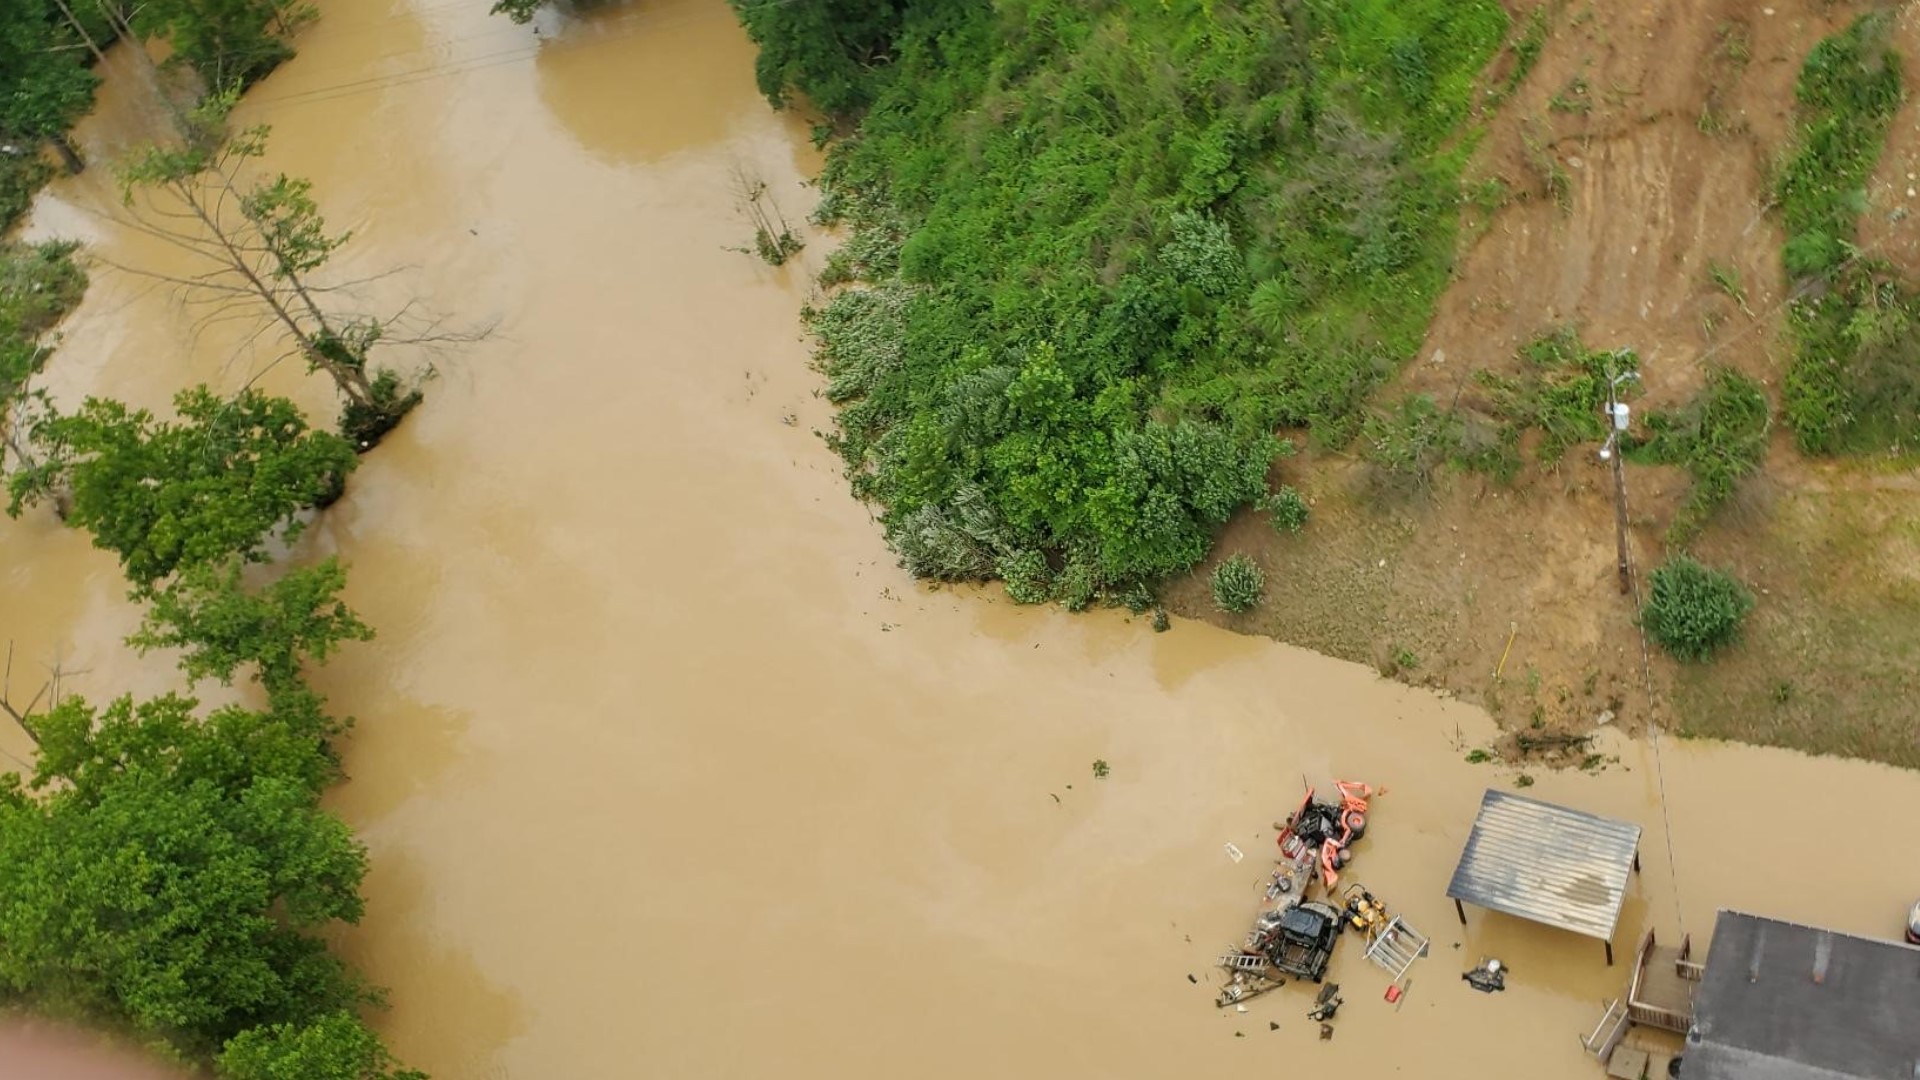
left=1777, top=13, right=1919, bottom=454
left=802, top=0, right=1510, bottom=604
left=1629, top=367, right=1769, bottom=543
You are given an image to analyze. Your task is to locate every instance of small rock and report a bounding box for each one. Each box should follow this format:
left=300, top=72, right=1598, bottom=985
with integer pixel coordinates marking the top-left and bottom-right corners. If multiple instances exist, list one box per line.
left=1269, top=1021, right=1281, bottom=1031
left=1597, top=709, right=1616, bottom=726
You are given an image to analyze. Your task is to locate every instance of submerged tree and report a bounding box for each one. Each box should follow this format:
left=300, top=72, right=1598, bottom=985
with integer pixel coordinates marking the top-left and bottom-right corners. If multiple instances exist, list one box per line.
left=490, top=0, right=548, bottom=23
left=217, top=1010, right=426, bottom=1080
left=0, top=0, right=101, bottom=176
left=132, top=556, right=372, bottom=693
left=134, top=0, right=315, bottom=89
left=116, top=94, right=437, bottom=450
left=6, top=385, right=357, bottom=588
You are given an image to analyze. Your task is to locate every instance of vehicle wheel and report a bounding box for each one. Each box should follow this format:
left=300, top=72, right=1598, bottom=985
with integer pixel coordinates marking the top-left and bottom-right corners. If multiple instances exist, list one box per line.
left=1335, top=848, right=1351, bottom=869
left=1343, top=810, right=1366, bottom=840
left=1668, top=1057, right=1682, bottom=1078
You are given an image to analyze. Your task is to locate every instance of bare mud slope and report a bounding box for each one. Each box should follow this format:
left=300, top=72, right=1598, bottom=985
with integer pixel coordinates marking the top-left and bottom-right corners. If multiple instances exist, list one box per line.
left=1166, top=0, right=1920, bottom=768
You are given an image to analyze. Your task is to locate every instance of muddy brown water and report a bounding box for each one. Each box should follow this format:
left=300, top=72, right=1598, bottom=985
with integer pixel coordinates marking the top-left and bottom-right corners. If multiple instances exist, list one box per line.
left=4, top=2, right=1918, bottom=1077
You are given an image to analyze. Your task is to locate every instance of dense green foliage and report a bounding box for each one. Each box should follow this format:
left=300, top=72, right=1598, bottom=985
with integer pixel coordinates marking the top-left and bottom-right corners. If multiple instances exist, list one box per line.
left=1631, top=367, right=1769, bottom=542
left=1642, top=555, right=1755, bottom=663
left=0, top=241, right=88, bottom=409
left=0, top=0, right=105, bottom=225
left=1210, top=553, right=1264, bottom=613
left=0, top=692, right=369, bottom=1053
left=733, top=0, right=909, bottom=115
left=131, top=556, right=373, bottom=692
left=796, top=0, right=1509, bottom=603
left=6, top=386, right=358, bottom=587
left=217, top=1010, right=426, bottom=1080
left=1777, top=13, right=1917, bottom=454
left=135, top=0, right=313, bottom=89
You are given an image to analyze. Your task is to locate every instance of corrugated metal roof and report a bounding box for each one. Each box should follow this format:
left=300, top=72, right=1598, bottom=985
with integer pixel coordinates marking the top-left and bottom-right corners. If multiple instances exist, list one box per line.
left=1685, top=911, right=1920, bottom=1080
left=1445, top=789, right=1641, bottom=941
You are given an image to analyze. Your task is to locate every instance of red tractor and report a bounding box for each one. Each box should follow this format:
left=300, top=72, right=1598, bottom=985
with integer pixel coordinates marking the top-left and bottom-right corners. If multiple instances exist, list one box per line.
left=1275, top=780, right=1374, bottom=891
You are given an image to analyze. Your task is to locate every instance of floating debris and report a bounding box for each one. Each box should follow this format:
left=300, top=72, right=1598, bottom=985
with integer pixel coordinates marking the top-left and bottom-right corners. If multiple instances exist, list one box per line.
left=1463, top=958, right=1507, bottom=993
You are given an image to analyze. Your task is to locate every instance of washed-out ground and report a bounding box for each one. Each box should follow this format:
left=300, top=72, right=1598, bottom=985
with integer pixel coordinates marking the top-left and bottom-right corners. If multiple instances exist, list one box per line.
left=1168, top=0, right=1920, bottom=770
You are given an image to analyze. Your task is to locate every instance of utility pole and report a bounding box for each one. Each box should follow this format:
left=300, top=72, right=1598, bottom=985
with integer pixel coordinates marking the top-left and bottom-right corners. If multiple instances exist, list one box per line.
left=1598, top=356, right=1638, bottom=596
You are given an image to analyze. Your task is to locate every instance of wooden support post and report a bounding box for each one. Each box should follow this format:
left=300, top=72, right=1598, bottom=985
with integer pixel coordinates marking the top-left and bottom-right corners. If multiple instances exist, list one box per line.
left=1605, top=939, right=1615, bottom=966
left=1633, top=850, right=1642, bottom=875
left=1455, top=897, right=1467, bottom=926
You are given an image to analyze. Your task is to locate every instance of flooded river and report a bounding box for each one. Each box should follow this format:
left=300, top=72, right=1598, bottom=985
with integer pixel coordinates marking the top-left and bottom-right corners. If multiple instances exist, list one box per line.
left=4, top=1, right=1919, bottom=1077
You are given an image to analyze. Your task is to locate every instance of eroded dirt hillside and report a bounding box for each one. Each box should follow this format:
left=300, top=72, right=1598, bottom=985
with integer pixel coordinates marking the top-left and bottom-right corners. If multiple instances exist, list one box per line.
left=1168, top=0, right=1920, bottom=768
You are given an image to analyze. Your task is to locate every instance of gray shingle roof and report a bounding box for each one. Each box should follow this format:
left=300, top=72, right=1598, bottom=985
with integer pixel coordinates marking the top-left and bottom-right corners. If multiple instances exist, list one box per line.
left=1684, top=911, right=1920, bottom=1080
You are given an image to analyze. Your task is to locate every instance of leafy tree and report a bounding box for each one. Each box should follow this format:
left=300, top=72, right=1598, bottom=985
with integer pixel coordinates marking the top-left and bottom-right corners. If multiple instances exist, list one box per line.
left=793, top=0, right=1509, bottom=605
left=131, top=556, right=373, bottom=692
left=0, top=0, right=101, bottom=176
left=0, top=692, right=369, bottom=1051
left=117, top=95, right=433, bottom=449
left=133, top=0, right=313, bottom=89
left=218, top=1010, right=426, bottom=1080
left=1642, top=556, right=1756, bottom=662
left=731, top=0, right=912, bottom=115
left=1210, top=554, right=1264, bottom=614
left=6, top=386, right=357, bottom=588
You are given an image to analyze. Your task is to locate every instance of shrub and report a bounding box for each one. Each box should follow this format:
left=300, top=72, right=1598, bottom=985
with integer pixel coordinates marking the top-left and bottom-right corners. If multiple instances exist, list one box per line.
left=1642, top=556, right=1756, bottom=662
left=1211, top=554, right=1264, bottom=614
left=1266, top=486, right=1310, bottom=533
left=1632, top=367, right=1769, bottom=542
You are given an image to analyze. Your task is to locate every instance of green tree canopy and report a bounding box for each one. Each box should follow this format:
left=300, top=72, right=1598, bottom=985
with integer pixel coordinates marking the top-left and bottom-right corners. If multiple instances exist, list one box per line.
left=217, top=1010, right=426, bottom=1080
left=131, top=556, right=374, bottom=692
left=0, top=0, right=100, bottom=144
left=6, top=386, right=357, bottom=588
left=731, top=0, right=912, bottom=115
left=0, top=692, right=369, bottom=1051
left=133, top=0, right=312, bottom=89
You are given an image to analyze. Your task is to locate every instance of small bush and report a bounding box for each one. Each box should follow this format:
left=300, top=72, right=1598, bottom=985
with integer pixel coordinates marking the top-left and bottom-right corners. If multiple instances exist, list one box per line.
left=1631, top=367, right=1769, bottom=542
left=1265, top=486, right=1310, bottom=533
left=1211, top=554, right=1264, bottom=614
left=1642, top=556, right=1756, bottom=662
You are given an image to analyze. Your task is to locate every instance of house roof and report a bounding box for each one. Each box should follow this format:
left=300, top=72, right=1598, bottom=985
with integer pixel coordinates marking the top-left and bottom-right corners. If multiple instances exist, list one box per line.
left=1444, top=789, right=1641, bottom=941
left=1684, top=910, right=1920, bottom=1080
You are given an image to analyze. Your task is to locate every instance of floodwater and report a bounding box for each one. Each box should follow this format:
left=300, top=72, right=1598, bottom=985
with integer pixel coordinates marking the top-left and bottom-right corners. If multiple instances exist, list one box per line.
left=4, top=1, right=1919, bottom=1078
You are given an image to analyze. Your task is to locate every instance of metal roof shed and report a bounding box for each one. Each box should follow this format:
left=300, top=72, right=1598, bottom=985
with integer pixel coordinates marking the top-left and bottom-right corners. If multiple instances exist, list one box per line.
left=1682, top=911, right=1920, bottom=1080
left=1446, top=789, right=1642, bottom=964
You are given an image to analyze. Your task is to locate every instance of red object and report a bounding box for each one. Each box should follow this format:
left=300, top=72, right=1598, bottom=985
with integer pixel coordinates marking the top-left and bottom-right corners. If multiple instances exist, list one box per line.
left=1384, top=985, right=1403, bottom=1004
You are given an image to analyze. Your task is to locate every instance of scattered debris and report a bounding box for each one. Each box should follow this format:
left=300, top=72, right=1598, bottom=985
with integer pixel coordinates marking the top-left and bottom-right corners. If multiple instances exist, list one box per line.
left=1187, top=974, right=1197, bottom=984
left=1224, top=842, right=1245, bottom=863
left=1464, top=958, right=1508, bottom=993
left=1091, top=759, right=1109, bottom=779
left=1269, top=1021, right=1280, bottom=1031
left=1307, top=982, right=1343, bottom=1023
left=1319, top=1022, right=1335, bottom=1041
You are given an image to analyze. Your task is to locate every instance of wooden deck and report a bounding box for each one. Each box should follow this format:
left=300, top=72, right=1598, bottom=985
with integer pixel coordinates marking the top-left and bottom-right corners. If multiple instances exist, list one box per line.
left=1627, top=931, right=1700, bottom=1033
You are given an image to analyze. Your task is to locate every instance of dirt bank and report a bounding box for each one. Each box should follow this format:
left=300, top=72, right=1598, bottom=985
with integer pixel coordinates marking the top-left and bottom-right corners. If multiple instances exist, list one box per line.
left=1170, top=0, right=1920, bottom=770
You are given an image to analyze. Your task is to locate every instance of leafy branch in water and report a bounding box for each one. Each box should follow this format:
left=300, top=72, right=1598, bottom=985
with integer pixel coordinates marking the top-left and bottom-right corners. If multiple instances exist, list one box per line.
left=730, top=164, right=804, bottom=266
